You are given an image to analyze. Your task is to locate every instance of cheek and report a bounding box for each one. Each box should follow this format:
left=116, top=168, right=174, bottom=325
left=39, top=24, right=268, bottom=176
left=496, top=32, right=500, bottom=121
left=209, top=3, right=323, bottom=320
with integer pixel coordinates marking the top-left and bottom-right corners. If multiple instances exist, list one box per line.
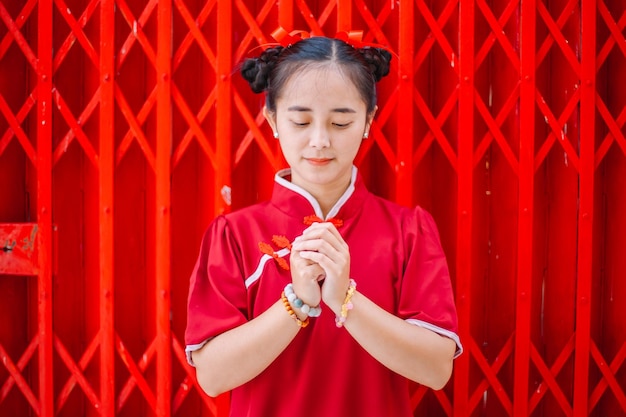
left=341, top=136, right=365, bottom=154
left=278, top=138, right=301, bottom=160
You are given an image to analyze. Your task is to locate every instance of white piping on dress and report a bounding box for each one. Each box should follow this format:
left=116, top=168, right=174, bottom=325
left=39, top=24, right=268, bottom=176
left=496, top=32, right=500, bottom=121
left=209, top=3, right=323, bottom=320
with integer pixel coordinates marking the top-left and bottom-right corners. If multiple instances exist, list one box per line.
left=406, top=318, right=464, bottom=358
left=244, top=248, right=290, bottom=289
left=185, top=339, right=210, bottom=366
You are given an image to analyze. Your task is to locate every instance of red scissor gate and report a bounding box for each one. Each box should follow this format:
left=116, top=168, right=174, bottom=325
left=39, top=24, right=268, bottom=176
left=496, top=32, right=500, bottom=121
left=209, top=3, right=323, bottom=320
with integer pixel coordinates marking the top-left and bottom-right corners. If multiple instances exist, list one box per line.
left=0, top=0, right=625, bottom=416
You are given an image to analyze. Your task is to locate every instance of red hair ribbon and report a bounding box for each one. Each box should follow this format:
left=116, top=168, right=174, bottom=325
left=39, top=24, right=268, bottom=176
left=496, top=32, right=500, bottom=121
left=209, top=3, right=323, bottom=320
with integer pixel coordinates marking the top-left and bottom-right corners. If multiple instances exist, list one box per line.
left=271, top=27, right=313, bottom=47
left=333, top=30, right=364, bottom=47
left=271, top=27, right=387, bottom=50
left=334, top=30, right=388, bottom=49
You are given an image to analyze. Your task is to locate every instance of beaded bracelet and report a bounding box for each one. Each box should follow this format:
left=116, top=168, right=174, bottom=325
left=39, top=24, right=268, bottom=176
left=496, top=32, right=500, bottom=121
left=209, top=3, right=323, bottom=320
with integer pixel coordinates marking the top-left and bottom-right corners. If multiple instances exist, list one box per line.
left=335, top=279, right=357, bottom=328
left=284, top=283, right=322, bottom=317
left=281, top=291, right=310, bottom=328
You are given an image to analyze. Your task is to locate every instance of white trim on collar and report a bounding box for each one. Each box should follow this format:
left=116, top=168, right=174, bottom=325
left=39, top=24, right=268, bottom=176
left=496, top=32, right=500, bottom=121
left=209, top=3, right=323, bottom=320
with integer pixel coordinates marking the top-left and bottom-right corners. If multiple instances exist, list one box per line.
left=274, top=166, right=358, bottom=220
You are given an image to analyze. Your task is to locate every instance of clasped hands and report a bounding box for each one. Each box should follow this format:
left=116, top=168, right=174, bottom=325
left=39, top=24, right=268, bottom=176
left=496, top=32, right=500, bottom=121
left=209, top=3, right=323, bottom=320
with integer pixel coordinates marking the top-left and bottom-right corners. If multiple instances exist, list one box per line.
left=289, top=222, right=351, bottom=316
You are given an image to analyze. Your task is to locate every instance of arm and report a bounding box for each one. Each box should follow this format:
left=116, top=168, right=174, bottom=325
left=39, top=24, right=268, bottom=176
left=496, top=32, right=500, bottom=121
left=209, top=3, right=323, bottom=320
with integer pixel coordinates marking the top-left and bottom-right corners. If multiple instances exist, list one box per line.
left=332, top=291, right=456, bottom=389
left=190, top=218, right=325, bottom=397
left=191, top=300, right=302, bottom=397
left=294, top=221, right=457, bottom=390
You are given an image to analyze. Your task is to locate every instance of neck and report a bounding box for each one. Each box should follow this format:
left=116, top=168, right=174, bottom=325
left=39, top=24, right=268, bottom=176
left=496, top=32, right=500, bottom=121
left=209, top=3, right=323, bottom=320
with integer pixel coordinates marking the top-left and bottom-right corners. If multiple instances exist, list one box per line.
left=290, top=170, right=353, bottom=218
left=310, top=186, right=346, bottom=218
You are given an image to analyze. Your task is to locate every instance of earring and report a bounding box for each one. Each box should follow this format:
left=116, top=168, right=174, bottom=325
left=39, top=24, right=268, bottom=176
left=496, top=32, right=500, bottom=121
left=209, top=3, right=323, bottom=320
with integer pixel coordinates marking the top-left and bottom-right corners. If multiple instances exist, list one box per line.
left=363, top=132, right=369, bottom=139
left=273, top=132, right=279, bottom=139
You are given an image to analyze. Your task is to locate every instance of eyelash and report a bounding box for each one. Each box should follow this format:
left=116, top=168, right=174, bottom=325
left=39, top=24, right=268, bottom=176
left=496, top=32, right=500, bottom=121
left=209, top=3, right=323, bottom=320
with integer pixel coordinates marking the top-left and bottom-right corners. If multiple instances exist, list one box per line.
left=292, top=122, right=351, bottom=128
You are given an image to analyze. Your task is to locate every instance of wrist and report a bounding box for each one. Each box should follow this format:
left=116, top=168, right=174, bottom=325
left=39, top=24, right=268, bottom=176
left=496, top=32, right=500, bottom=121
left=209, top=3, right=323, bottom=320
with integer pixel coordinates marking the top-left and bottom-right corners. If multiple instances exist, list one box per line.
left=324, top=280, right=354, bottom=314
left=284, top=283, right=322, bottom=318
left=325, top=297, right=344, bottom=315
left=280, top=291, right=310, bottom=328
left=335, top=279, right=357, bottom=328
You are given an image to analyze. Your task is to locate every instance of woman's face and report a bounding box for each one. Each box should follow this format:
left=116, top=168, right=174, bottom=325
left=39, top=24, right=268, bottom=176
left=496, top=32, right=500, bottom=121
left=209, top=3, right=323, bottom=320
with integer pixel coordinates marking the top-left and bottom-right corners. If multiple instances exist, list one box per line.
left=264, top=65, right=374, bottom=195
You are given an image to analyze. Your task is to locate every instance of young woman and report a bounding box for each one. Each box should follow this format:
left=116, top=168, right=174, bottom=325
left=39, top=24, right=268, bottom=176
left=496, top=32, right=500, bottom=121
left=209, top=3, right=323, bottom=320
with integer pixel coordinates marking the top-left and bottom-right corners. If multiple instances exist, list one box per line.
left=185, top=35, right=462, bottom=417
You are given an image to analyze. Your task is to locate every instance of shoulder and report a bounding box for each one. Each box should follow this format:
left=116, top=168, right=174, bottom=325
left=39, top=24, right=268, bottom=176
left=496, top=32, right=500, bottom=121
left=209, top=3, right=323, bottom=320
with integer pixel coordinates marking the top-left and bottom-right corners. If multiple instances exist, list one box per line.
left=217, top=200, right=272, bottom=227
left=364, top=195, right=441, bottom=237
left=200, top=201, right=270, bottom=243
left=365, top=193, right=425, bottom=221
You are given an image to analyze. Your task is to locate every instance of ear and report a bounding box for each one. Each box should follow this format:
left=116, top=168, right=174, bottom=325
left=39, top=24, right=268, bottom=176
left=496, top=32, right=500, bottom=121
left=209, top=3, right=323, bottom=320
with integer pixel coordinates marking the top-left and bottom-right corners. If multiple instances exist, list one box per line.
left=263, top=106, right=278, bottom=136
left=365, top=105, right=378, bottom=132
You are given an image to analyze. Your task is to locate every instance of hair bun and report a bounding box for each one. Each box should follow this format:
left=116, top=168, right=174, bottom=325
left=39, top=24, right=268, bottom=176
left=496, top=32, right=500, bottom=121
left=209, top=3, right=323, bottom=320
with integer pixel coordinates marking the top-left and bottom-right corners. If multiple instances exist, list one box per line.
left=241, top=46, right=284, bottom=93
left=358, top=47, right=392, bottom=82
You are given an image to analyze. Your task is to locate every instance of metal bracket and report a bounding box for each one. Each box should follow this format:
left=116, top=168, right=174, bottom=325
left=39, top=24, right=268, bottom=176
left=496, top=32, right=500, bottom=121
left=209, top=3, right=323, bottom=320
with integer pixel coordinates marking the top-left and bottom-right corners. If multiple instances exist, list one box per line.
left=0, top=223, right=39, bottom=276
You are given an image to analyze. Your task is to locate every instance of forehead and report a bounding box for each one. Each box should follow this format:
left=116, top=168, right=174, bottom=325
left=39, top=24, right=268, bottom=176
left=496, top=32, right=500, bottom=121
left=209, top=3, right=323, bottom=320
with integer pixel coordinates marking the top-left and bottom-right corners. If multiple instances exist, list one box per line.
left=277, top=64, right=365, bottom=109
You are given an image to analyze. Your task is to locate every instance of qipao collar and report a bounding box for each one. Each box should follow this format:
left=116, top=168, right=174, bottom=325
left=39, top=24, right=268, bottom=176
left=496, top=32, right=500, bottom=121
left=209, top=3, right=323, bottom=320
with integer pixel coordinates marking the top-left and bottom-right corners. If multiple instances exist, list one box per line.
left=270, top=166, right=368, bottom=223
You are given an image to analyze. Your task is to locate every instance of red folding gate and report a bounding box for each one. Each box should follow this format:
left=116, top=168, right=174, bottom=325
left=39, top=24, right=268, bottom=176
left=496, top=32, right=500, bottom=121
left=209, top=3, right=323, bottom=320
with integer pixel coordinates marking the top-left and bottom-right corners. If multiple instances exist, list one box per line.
left=1, top=0, right=625, bottom=416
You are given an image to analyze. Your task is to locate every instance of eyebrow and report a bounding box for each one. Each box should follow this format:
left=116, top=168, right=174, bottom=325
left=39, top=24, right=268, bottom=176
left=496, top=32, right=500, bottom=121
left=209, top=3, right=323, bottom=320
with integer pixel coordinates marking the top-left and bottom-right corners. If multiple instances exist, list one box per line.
left=287, top=106, right=356, bottom=114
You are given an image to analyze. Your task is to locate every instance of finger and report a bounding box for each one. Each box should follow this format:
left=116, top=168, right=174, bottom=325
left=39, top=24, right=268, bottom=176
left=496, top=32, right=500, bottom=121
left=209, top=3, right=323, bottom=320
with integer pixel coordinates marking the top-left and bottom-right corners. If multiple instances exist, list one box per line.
left=290, top=257, right=320, bottom=281
left=289, top=248, right=316, bottom=266
left=292, top=238, right=341, bottom=260
left=290, top=247, right=325, bottom=278
left=289, top=262, right=324, bottom=306
left=299, top=224, right=347, bottom=252
left=295, top=226, right=347, bottom=255
left=299, top=249, right=348, bottom=278
left=302, top=222, right=344, bottom=241
left=296, top=263, right=325, bottom=281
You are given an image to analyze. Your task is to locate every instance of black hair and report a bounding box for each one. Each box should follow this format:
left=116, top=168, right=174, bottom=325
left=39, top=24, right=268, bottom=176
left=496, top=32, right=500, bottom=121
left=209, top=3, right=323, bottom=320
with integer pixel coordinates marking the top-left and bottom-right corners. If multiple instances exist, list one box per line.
left=240, top=36, right=392, bottom=114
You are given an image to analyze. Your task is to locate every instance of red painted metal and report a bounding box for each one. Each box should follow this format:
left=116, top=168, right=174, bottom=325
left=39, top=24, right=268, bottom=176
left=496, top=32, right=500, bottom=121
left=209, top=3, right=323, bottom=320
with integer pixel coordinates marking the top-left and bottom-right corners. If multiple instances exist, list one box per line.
left=0, top=223, right=39, bottom=275
left=100, top=1, right=116, bottom=416
left=156, top=0, right=173, bottom=415
left=574, top=2, right=596, bottom=416
left=454, top=1, right=473, bottom=417
left=37, top=2, right=54, bottom=417
left=515, top=1, right=535, bottom=416
left=0, top=1, right=625, bottom=416
left=215, top=1, right=232, bottom=413
left=397, top=0, right=414, bottom=207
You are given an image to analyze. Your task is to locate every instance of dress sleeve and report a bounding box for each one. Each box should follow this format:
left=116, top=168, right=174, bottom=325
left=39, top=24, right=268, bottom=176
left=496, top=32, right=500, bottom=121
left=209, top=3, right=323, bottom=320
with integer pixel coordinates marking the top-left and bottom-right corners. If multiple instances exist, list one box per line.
left=399, top=206, right=463, bottom=358
left=184, top=215, right=248, bottom=365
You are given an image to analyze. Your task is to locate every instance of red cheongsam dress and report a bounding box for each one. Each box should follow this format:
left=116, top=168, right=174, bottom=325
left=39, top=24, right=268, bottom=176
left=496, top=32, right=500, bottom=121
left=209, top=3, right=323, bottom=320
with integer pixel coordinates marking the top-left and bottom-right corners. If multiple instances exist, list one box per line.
left=185, top=167, right=462, bottom=417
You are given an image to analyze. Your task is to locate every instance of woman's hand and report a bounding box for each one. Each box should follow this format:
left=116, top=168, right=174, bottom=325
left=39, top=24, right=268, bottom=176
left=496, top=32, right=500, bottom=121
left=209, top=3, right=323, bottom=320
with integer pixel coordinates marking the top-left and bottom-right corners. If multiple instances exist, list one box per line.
left=292, top=222, right=351, bottom=313
left=289, top=236, right=324, bottom=308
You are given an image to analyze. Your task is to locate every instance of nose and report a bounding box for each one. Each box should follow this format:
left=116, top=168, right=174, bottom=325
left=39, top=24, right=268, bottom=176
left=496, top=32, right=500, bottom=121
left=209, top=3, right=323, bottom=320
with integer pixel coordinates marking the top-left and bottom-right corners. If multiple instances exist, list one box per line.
left=309, top=125, right=330, bottom=149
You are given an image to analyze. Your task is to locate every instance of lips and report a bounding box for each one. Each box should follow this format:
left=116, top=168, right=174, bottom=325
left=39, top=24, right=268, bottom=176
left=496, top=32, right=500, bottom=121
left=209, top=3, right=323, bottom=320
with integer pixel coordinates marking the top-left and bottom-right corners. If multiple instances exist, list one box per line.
left=306, top=157, right=332, bottom=166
